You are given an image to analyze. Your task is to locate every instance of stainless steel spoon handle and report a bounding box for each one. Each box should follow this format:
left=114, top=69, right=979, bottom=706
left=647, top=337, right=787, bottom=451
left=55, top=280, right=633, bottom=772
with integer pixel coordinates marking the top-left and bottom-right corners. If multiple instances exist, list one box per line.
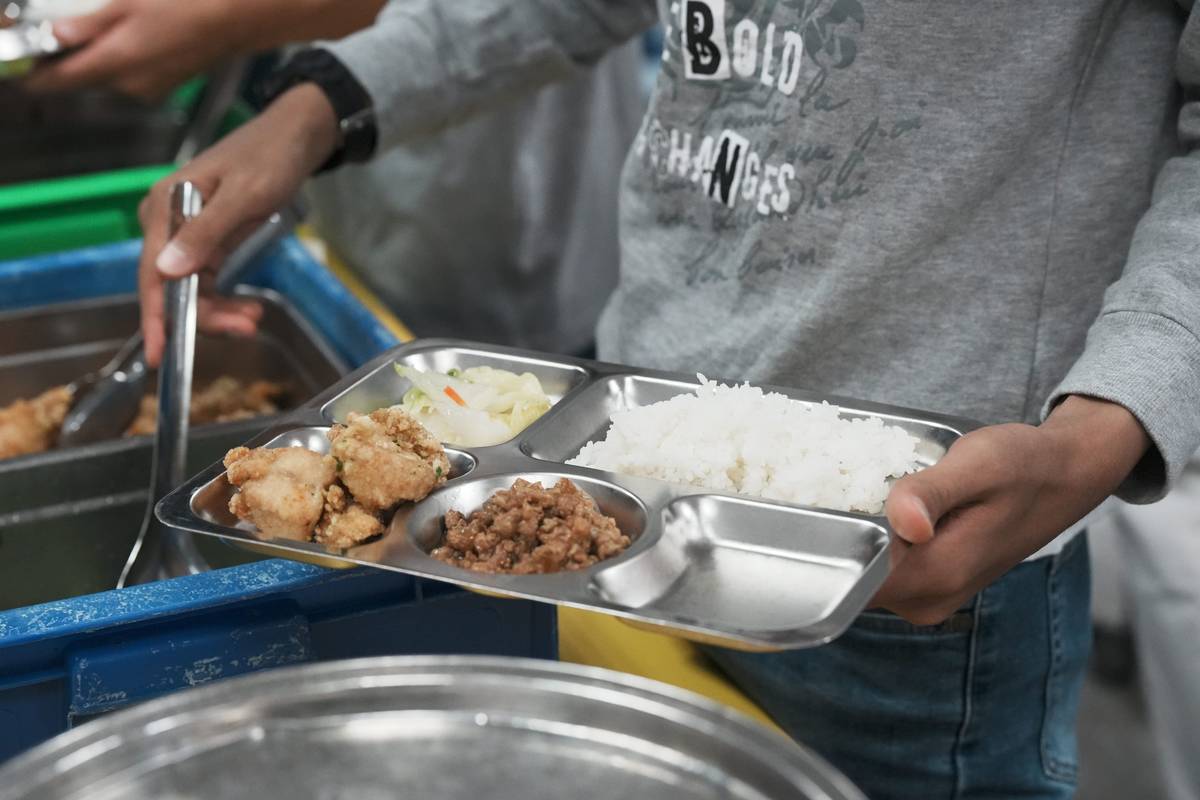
left=157, top=182, right=203, bottom=494
left=118, top=182, right=203, bottom=588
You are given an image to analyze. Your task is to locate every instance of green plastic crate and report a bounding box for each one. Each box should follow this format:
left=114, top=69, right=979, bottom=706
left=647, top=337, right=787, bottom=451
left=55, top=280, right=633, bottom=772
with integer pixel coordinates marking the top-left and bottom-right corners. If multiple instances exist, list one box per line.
left=0, top=81, right=252, bottom=260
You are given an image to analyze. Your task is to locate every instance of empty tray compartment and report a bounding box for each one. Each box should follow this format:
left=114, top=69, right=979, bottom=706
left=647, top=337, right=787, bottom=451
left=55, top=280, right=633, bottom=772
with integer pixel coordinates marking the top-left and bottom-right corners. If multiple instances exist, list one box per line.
left=591, top=495, right=890, bottom=647
left=321, top=344, right=590, bottom=436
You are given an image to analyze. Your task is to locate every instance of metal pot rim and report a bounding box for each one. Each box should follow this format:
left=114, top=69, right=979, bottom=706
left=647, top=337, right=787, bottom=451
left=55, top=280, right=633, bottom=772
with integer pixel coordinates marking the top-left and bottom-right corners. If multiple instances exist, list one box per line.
left=0, top=655, right=866, bottom=800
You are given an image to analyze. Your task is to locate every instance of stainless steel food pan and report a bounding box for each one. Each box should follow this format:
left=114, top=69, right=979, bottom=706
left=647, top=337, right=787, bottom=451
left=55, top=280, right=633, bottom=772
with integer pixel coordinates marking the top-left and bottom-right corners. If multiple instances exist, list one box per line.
left=0, top=287, right=344, bottom=408
left=0, top=289, right=347, bottom=608
left=159, top=339, right=979, bottom=651
left=0, top=656, right=867, bottom=800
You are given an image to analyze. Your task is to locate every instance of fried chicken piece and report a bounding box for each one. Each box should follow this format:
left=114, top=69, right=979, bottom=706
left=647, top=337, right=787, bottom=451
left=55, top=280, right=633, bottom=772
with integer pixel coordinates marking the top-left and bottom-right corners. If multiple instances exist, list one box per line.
left=0, top=385, right=73, bottom=459
left=124, top=395, right=159, bottom=437
left=327, top=408, right=450, bottom=511
left=126, top=378, right=287, bottom=437
left=191, top=377, right=285, bottom=424
left=224, top=445, right=337, bottom=540
left=315, top=484, right=385, bottom=549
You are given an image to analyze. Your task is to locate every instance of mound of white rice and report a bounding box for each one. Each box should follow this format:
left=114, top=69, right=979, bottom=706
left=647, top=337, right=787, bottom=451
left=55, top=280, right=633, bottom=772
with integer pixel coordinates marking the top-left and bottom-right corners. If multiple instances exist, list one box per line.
left=568, top=377, right=923, bottom=514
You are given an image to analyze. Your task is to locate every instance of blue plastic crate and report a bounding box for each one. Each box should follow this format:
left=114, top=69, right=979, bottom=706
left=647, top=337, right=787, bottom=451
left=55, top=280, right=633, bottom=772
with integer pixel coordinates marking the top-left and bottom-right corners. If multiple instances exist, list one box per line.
left=0, top=237, right=557, bottom=763
left=0, top=236, right=397, bottom=367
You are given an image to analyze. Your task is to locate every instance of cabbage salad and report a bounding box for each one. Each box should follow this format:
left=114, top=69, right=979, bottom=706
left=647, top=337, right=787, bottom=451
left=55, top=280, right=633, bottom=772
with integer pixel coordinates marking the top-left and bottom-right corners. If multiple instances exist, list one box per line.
left=394, top=365, right=552, bottom=447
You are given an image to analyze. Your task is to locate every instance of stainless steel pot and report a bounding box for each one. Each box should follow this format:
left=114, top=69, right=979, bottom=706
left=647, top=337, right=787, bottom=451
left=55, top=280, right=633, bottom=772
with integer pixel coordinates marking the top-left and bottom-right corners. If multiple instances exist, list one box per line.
left=0, top=656, right=866, bottom=800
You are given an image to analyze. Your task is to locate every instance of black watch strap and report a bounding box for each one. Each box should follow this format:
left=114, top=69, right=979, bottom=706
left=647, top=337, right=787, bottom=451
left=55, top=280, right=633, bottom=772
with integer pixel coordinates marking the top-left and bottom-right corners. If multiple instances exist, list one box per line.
left=257, top=48, right=378, bottom=173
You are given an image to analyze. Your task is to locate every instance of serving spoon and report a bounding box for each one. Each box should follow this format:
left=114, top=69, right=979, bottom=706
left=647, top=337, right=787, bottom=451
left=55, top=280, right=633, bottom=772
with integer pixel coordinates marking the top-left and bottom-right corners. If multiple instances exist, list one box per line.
left=117, top=181, right=203, bottom=587
left=56, top=201, right=303, bottom=448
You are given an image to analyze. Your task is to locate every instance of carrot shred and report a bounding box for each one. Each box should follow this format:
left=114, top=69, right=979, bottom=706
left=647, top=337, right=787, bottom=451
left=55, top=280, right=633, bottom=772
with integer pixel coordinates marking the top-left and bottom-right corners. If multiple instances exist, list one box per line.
left=444, top=386, right=467, bottom=406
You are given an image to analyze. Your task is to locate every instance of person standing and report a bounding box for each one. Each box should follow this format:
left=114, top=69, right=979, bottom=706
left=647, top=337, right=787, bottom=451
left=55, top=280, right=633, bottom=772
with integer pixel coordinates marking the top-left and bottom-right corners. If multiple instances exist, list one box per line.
left=130, top=3, right=1200, bottom=798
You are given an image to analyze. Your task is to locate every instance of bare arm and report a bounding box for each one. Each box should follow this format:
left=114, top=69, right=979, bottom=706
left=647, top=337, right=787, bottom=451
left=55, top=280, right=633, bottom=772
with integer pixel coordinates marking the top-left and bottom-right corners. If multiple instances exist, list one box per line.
left=229, top=0, right=386, bottom=51
left=23, top=0, right=386, bottom=99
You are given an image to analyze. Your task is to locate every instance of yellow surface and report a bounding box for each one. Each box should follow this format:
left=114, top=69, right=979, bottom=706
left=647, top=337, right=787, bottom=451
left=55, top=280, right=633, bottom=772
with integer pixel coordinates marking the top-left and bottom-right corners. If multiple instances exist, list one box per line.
left=302, top=229, right=781, bottom=734
left=558, top=608, right=783, bottom=732
left=296, top=227, right=416, bottom=343
left=235, top=541, right=355, bottom=570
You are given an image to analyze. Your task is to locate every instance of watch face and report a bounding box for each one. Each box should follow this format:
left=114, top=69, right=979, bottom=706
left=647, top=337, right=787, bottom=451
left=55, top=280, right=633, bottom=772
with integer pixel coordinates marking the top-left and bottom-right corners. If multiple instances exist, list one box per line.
left=340, top=109, right=375, bottom=134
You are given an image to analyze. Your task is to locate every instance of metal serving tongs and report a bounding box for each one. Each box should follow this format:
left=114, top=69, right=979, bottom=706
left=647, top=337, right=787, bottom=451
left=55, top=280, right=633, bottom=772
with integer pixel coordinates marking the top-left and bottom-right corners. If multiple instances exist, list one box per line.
left=118, top=181, right=203, bottom=588
left=57, top=200, right=303, bottom=448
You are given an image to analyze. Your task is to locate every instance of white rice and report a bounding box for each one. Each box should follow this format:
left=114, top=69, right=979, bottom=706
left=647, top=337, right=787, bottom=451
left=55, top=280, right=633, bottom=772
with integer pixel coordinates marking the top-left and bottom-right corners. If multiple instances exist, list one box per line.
left=568, top=376, right=923, bottom=515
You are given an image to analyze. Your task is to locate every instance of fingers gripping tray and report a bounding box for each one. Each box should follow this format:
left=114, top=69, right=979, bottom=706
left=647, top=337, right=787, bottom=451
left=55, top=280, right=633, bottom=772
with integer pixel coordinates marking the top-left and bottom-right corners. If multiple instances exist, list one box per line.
left=159, top=340, right=979, bottom=651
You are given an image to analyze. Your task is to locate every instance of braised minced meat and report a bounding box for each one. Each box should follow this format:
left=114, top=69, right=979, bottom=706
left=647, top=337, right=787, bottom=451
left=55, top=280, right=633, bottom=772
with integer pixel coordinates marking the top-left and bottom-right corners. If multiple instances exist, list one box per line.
left=432, top=478, right=631, bottom=574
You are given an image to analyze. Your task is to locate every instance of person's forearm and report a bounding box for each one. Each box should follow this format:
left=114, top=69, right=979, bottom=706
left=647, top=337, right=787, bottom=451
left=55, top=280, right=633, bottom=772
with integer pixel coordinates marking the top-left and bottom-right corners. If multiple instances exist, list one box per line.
left=230, top=0, right=386, bottom=55
left=1043, top=14, right=1200, bottom=502
left=1041, top=395, right=1151, bottom=508
left=269, top=82, right=341, bottom=169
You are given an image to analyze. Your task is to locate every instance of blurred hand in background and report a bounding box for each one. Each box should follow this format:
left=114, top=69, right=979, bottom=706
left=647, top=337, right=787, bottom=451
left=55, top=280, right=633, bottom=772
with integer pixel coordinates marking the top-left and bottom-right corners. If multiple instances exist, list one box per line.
left=22, top=0, right=384, bottom=100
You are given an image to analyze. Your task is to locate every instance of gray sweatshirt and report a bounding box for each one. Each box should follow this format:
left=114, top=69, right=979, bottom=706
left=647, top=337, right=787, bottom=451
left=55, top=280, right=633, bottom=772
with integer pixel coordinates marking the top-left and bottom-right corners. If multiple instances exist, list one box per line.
left=305, top=38, right=645, bottom=355
left=325, top=0, right=1200, bottom=503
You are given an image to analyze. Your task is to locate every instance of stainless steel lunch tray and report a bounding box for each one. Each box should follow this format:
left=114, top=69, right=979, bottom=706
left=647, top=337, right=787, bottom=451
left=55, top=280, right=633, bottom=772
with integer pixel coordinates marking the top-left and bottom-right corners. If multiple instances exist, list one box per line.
left=158, top=339, right=979, bottom=651
left=0, top=656, right=867, bottom=800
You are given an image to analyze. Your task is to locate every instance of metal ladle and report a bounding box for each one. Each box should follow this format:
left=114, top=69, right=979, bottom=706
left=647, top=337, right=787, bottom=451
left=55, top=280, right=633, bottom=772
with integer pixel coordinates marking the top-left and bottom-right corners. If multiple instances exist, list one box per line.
left=117, top=181, right=202, bottom=588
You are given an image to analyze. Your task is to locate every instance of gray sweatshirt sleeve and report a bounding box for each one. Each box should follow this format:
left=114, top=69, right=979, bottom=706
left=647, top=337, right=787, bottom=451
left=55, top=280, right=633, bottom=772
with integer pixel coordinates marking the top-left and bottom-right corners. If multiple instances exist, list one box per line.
left=1043, top=8, right=1200, bottom=503
left=320, top=0, right=657, bottom=151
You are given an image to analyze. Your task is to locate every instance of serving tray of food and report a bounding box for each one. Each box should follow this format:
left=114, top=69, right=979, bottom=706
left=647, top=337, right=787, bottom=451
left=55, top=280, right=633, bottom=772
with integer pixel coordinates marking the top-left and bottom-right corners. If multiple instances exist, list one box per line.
left=157, top=339, right=978, bottom=650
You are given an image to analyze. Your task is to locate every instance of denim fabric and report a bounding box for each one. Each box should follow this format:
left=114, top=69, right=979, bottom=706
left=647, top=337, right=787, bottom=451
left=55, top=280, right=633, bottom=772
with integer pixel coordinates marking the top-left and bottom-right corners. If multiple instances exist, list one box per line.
left=705, top=534, right=1091, bottom=800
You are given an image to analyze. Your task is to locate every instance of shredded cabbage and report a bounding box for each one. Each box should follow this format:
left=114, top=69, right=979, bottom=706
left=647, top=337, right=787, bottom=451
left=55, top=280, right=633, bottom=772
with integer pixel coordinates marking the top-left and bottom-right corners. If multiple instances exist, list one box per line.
left=395, top=364, right=552, bottom=446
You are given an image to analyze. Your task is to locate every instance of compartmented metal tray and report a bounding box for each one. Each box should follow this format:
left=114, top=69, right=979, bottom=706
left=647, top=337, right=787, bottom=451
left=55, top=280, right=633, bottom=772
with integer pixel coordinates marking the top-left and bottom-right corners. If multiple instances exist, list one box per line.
left=158, top=339, right=978, bottom=650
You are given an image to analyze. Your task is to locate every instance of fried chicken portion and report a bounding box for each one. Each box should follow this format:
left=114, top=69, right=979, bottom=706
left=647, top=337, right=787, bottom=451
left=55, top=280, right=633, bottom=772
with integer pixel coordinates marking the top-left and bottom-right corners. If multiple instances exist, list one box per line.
left=126, top=378, right=286, bottom=436
left=328, top=408, right=450, bottom=511
left=315, top=484, right=385, bottom=549
left=192, top=377, right=285, bottom=422
left=432, top=479, right=631, bottom=575
left=222, top=408, right=447, bottom=547
left=0, top=385, right=73, bottom=459
left=224, top=446, right=337, bottom=540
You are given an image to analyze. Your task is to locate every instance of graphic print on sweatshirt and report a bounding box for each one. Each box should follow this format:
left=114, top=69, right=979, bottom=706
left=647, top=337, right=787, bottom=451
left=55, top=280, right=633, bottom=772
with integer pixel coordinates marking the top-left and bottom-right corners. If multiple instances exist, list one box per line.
left=633, top=0, right=927, bottom=287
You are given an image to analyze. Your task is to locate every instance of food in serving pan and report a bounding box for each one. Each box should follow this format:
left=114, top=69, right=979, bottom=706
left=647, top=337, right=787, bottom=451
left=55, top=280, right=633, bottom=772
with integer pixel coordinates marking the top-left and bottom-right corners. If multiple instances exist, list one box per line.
left=432, top=478, right=631, bottom=575
left=0, top=385, right=72, bottom=460
left=569, top=377, right=922, bottom=515
left=224, top=408, right=449, bottom=546
left=0, top=377, right=288, bottom=459
left=125, top=378, right=287, bottom=436
left=395, top=364, right=551, bottom=447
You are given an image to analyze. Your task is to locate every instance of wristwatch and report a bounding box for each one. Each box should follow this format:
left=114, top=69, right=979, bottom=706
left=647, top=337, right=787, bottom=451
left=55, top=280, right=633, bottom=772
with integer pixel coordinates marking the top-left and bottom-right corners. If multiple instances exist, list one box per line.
left=256, top=47, right=378, bottom=173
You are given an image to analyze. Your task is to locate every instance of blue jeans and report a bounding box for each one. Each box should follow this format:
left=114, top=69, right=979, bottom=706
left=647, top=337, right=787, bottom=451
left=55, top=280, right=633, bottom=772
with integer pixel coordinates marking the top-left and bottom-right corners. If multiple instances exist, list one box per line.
left=705, top=534, right=1091, bottom=800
